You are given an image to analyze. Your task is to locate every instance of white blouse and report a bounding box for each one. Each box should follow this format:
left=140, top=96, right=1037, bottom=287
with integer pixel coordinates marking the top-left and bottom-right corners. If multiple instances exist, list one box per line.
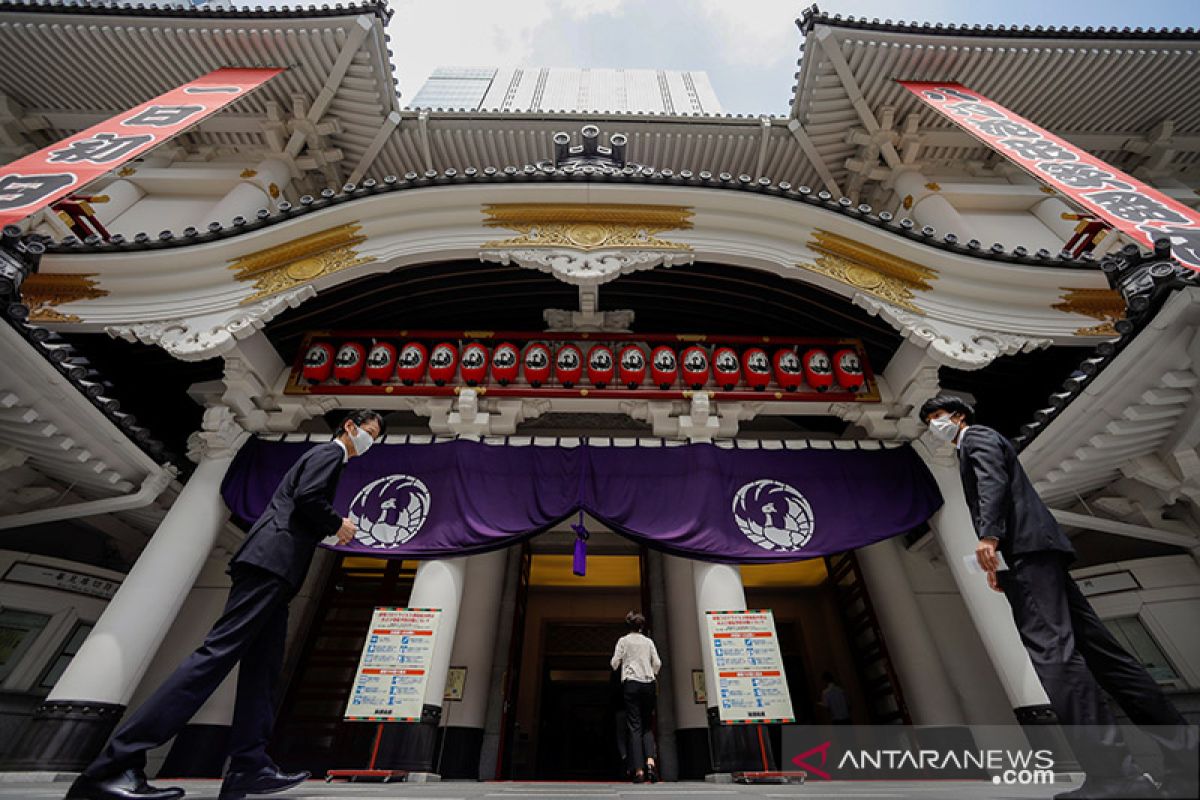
left=611, top=632, right=662, bottom=683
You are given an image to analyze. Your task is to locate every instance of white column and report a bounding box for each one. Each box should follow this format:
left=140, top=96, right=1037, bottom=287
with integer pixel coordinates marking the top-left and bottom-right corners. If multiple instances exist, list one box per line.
left=444, top=549, right=506, bottom=730
left=47, top=408, right=247, bottom=706
left=408, top=558, right=467, bottom=711
left=692, top=562, right=747, bottom=706
left=664, top=555, right=706, bottom=730
left=913, top=439, right=1050, bottom=711
left=893, top=169, right=979, bottom=242
left=202, top=158, right=291, bottom=227
left=1031, top=196, right=1084, bottom=243
left=855, top=538, right=966, bottom=725
left=139, top=556, right=239, bottom=777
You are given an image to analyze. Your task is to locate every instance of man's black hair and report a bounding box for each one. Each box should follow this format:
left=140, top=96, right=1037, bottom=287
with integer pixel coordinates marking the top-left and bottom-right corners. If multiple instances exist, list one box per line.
left=625, top=611, right=646, bottom=633
left=918, top=395, right=976, bottom=425
left=340, top=409, right=386, bottom=437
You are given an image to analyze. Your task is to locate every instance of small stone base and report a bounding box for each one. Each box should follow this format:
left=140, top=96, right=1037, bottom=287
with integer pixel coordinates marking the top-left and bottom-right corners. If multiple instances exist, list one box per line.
left=404, top=772, right=441, bottom=783
left=704, top=772, right=733, bottom=783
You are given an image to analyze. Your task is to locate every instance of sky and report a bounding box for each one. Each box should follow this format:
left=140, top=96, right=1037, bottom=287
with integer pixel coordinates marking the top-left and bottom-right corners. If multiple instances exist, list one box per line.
left=385, top=0, right=1200, bottom=115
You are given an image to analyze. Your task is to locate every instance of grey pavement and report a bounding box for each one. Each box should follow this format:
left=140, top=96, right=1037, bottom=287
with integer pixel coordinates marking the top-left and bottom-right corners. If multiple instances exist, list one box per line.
left=0, top=777, right=1081, bottom=800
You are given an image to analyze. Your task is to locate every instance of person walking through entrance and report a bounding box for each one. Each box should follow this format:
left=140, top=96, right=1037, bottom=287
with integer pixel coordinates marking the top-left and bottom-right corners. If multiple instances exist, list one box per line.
left=818, top=671, right=851, bottom=725
left=610, top=611, right=661, bottom=783
left=66, top=410, right=385, bottom=800
left=920, top=396, right=1196, bottom=800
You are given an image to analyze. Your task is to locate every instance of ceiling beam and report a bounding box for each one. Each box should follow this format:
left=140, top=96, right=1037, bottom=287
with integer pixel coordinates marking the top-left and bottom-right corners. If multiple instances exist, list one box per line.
left=1051, top=508, right=1198, bottom=549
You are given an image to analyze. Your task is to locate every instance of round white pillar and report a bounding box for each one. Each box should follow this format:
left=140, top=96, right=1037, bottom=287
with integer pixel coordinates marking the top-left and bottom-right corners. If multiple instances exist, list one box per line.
left=692, top=561, right=764, bottom=775
left=893, top=169, right=979, bottom=242
left=437, top=549, right=505, bottom=779
left=16, top=408, right=247, bottom=771
left=445, top=550, right=505, bottom=730
left=201, top=158, right=292, bottom=227
left=379, top=557, right=466, bottom=776
left=410, top=558, right=467, bottom=710
left=913, top=440, right=1050, bottom=712
left=664, top=554, right=708, bottom=779
left=48, top=414, right=245, bottom=706
left=1031, top=196, right=1084, bottom=243
left=148, top=556, right=240, bottom=779
left=855, top=538, right=966, bottom=725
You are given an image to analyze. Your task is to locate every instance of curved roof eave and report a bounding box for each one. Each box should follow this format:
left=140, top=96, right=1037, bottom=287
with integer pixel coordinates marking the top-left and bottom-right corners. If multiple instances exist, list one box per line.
left=45, top=166, right=1104, bottom=271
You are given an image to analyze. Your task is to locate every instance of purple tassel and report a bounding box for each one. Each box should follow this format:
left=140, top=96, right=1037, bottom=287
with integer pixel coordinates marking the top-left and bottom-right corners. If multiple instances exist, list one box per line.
left=571, top=512, right=589, bottom=576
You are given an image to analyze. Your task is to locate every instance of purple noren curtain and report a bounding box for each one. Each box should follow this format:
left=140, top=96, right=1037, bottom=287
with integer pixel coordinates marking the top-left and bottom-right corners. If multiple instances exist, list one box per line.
left=220, top=438, right=943, bottom=564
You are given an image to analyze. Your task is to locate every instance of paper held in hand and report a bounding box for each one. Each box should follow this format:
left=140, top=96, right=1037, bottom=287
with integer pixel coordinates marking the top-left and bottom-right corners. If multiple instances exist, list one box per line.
left=963, top=551, right=1009, bottom=575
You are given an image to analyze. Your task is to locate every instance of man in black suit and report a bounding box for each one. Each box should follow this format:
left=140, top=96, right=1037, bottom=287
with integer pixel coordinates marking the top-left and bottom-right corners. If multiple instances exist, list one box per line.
left=67, top=410, right=385, bottom=800
left=920, top=396, right=1195, bottom=800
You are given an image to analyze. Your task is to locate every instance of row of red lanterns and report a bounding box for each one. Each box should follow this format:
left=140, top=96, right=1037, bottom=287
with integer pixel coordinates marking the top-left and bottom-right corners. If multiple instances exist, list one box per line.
left=301, top=340, right=867, bottom=393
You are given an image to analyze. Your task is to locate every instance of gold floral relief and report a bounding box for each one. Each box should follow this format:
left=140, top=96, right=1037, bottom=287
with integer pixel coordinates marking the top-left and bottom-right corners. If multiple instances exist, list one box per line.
left=798, top=230, right=937, bottom=312
left=21, top=274, right=108, bottom=323
left=480, top=203, right=694, bottom=252
left=230, top=223, right=375, bottom=303
left=1053, top=288, right=1126, bottom=337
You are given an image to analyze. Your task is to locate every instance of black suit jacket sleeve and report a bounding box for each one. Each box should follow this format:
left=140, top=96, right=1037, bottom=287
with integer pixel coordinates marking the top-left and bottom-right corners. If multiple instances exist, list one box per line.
left=294, top=445, right=344, bottom=538
left=961, top=430, right=1011, bottom=542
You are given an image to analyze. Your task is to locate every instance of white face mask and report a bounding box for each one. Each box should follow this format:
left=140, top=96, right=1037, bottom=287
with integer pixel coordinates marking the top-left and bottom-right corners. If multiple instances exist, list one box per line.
left=349, top=424, right=375, bottom=456
left=928, top=416, right=960, bottom=443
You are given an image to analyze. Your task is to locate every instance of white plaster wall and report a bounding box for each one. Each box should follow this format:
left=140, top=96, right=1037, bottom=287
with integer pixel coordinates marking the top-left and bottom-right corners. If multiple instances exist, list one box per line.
left=957, top=210, right=1065, bottom=253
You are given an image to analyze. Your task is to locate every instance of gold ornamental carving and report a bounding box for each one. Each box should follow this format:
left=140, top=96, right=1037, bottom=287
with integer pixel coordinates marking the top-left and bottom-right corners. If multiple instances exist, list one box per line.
left=21, top=273, right=108, bottom=323
left=799, top=230, right=936, bottom=312
left=480, top=203, right=693, bottom=252
left=229, top=223, right=375, bottom=303
left=1053, top=288, right=1126, bottom=337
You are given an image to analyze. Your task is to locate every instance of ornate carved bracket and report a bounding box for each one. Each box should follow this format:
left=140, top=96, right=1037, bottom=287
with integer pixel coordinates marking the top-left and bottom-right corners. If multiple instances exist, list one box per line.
left=853, top=294, right=1052, bottom=370
left=106, top=286, right=314, bottom=362
left=229, top=222, right=374, bottom=303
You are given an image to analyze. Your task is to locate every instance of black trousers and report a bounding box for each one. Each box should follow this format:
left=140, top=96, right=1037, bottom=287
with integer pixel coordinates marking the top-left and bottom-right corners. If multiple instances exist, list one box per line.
left=622, top=679, right=657, bottom=773
left=1000, top=552, right=1192, bottom=779
left=85, top=565, right=292, bottom=779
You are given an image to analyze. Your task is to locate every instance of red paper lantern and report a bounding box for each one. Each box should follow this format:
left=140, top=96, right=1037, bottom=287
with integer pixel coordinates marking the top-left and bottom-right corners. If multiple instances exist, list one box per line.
left=428, top=342, right=458, bottom=386
left=460, top=342, right=489, bottom=386
left=523, top=343, right=552, bottom=387
left=773, top=348, right=804, bottom=392
left=712, top=347, right=741, bottom=391
left=365, top=342, right=397, bottom=384
left=555, top=344, right=583, bottom=388
left=741, top=348, right=771, bottom=391
left=681, top=346, right=710, bottom=390
left=396, top=342, right=428, bottom=385
left=618, top=345, right=647, bottom=389
left=301, top=342, right=335, bottom=384
left=587, top=345, right=615, bottom=388
left=650, top=346, right=679, bottom=389
left=333, top=342, right=366, bottom=385
left=834, top=348, right=865, bottom=392
left=803, top=348, right=834, bottom=392
left=491, top=342, right=520, bottom=386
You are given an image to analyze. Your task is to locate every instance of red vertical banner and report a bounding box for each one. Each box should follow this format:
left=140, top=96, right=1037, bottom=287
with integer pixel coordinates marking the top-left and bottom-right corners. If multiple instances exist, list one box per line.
left=900, top=81, right=1200, bottom=273
left=0, top=67, right=284, bottom=227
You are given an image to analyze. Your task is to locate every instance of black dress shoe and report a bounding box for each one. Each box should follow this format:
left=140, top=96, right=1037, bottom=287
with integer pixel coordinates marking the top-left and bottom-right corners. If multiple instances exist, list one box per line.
left=218, top=767, right=310, bottom=800
left=64, top=769, right=184, bottom=800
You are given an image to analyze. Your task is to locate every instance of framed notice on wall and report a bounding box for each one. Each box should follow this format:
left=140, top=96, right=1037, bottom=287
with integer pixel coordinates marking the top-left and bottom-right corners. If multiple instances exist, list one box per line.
left=344, top=607, right=441, bottom=722
left=704, top=609, right=794, bottom=724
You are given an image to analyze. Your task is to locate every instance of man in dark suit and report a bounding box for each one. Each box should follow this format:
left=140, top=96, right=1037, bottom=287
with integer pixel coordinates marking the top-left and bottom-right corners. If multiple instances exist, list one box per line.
left=66, top=410, right=385, bottom=800
left=920, top=396, right=1195, bottom=800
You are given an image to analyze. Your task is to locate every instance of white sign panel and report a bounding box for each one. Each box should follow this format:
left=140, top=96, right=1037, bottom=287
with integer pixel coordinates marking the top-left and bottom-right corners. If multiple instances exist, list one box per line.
left=705, top=609, right=794, bottom=724
left=344, top=607, right=441, bottom=722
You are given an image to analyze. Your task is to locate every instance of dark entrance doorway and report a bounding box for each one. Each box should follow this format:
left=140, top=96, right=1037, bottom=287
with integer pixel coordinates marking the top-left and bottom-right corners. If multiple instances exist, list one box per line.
left=498, top=530, right=646, bottom=780
left=536, top=623, right=628, bottom=780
